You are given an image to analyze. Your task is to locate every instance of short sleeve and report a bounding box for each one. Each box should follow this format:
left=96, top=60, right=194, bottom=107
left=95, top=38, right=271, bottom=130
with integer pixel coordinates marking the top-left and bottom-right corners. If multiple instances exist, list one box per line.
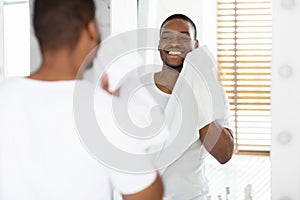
left=107, top=169, right=157, bottom=195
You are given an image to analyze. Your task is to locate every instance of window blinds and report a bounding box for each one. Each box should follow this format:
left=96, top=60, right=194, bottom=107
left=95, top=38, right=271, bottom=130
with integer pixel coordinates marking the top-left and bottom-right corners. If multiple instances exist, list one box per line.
left=217, top=0, right=272, bottom=152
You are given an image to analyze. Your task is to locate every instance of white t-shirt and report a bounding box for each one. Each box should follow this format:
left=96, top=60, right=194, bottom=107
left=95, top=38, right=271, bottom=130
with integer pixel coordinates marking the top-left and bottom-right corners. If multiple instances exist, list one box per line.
left=146, top=73, right=231, bottom=200
left=0, top=77, right=156, bottom=200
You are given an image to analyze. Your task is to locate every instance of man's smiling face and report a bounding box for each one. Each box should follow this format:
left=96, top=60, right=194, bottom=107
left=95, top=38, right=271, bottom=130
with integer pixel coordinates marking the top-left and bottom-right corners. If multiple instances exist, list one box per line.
left=158, top=18, right=198, bottom=71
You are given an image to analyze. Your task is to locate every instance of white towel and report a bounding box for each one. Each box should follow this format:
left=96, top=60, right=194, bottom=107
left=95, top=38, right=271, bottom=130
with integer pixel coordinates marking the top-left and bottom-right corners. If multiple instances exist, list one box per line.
left=182, top=45, right=231, bottom=128
left=153, top=45, right=231, bottom=174
left=91, top=34, right=144, bottom=91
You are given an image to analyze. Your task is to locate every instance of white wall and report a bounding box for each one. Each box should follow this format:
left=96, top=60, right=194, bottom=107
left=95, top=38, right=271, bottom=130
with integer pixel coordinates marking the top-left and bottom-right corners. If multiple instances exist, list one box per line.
left=110, top=0, right=137, bottom=35
left=271, top=0, right=300, bottom=199
left=201, top=0, right=217, bottom=57
left=0, top=0, right=4, bottom=81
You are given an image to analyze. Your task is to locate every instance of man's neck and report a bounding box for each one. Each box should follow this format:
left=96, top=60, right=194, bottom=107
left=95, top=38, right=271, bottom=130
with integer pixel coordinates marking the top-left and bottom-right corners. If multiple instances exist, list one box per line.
left=28, top=49, right=83, bottom=81
left=154, top=65, right=181, bottom=94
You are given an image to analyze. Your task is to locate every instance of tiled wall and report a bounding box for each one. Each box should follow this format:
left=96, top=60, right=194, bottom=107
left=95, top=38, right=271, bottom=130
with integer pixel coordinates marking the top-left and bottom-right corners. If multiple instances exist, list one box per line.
left=206, top=155, right=271, bottom=200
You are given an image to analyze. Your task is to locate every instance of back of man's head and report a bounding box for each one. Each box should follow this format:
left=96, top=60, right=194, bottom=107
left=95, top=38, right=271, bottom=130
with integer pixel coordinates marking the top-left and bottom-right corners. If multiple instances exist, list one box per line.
left=33, top=0, right=95, bottom=52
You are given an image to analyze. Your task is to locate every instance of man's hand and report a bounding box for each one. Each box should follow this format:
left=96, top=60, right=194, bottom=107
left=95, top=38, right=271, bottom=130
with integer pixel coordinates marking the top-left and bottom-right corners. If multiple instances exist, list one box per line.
left=101, top=73, right=120, bottom=96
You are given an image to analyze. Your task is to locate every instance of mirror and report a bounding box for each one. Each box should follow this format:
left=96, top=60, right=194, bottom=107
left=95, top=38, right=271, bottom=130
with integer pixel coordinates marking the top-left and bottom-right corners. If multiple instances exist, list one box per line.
left=137, top=0, right=273, bottom=199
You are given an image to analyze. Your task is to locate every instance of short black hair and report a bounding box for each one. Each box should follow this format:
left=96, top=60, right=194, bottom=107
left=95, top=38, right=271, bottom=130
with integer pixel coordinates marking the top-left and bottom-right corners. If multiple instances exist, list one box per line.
left=33, top=0, right=95, bottom=52
left=160, top=14, right=197, bottom=39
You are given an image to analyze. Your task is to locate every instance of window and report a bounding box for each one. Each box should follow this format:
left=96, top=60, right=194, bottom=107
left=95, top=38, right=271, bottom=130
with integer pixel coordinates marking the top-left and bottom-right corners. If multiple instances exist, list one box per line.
left=217, top=0, right=272, bottom=153
left=2, top=0, right=30, bottom=78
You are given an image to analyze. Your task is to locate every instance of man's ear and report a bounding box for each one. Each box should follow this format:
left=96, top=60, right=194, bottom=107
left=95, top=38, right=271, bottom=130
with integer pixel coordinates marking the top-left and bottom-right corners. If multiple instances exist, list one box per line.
left=194, top=39, right=199, bottom=48
left=87, top=20, right=101, bottom=44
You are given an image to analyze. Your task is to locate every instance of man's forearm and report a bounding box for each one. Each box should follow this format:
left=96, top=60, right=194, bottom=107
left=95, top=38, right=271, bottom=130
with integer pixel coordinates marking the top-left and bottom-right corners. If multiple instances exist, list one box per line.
left=199, top=120, right=234, bottom=164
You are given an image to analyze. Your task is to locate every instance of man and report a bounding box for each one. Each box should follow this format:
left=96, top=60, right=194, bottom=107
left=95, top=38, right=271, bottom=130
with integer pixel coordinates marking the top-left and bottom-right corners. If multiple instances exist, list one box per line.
left=101, top=14, right=234, bottom=200
left=154, top=14, right=234, bottom=200
left=0, top=0, right=163, bottom=199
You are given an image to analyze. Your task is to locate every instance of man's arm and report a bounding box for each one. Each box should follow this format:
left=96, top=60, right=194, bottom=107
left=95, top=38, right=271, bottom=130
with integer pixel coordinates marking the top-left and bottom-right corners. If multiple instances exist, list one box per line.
left=122, top=174, right=164, bottom=200
left=199, top=120, right=234, bottom=164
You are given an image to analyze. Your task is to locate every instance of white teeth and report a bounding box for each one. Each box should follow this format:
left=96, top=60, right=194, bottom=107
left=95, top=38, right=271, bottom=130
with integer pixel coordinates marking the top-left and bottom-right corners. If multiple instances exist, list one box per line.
left=168, top=51, right=182, bottom=55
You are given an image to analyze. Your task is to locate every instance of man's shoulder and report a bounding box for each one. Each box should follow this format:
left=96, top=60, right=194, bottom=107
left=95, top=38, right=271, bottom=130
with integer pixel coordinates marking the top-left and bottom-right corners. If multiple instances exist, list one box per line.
left=0, top=77, right=23, bottom=92
left=0, top=77, right=20, bottom=85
